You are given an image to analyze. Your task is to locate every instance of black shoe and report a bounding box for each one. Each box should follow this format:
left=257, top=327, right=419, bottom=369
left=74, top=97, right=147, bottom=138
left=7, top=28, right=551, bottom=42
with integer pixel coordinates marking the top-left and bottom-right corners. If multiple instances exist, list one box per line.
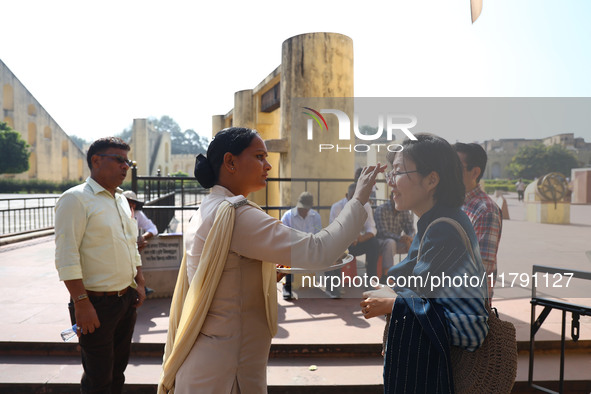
left=145, top=286, right=155, bottom=296
left=327, top=287, right=342, bottom=299
left=282, top=285, right=293, bottom=301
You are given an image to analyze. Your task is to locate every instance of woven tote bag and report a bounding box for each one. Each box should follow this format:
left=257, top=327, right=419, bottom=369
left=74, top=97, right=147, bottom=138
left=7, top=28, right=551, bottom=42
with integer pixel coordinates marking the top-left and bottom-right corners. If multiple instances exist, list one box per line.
left=436, top=217, right=517, bottom=393
left=450, top=306, right=517, bottom=393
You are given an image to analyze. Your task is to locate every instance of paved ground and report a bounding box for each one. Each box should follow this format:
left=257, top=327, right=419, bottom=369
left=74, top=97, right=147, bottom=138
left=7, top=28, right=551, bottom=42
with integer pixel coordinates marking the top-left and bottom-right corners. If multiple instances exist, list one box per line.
left=1, top=192, right=590, bottom=388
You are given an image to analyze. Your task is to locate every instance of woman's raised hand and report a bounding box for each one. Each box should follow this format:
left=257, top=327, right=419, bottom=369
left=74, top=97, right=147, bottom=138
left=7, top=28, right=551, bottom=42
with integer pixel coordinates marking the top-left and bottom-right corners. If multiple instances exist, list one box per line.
left=352, top=163, right=387, bottom=206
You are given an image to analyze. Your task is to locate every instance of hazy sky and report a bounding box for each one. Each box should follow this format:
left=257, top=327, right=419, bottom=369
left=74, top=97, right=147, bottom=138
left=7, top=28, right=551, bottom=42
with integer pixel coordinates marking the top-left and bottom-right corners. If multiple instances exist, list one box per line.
left=2, top=0, right=590, bottom=143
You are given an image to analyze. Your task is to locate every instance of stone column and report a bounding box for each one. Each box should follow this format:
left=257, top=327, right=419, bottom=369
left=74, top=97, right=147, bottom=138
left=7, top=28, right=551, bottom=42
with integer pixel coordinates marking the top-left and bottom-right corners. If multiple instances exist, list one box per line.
left=132, top=118, right=149, bottom=175
left=233, top=89, right=255, bottom=129
left=279, top=32, right=355, bottom=217
left=211, top=115, right=225, bottom=138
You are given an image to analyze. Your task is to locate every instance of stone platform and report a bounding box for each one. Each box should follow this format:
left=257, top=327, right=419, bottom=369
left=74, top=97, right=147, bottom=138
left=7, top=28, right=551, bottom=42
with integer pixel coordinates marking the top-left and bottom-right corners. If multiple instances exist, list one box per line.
left=1, top=192, right=590, bottom=392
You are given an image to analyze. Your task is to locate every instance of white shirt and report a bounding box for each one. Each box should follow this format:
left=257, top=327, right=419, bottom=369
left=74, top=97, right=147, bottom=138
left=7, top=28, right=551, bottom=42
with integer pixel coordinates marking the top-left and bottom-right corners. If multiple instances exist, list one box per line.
left=281, top=208, right=322, bottom=234
left=55, top=177, right=141, bottom=291
left=329, top=197, right=376, bottom=235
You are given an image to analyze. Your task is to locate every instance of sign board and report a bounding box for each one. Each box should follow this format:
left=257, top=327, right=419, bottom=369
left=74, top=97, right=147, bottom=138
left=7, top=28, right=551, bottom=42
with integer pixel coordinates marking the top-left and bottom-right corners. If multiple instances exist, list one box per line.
left=140, top=234, right=183, bottom=270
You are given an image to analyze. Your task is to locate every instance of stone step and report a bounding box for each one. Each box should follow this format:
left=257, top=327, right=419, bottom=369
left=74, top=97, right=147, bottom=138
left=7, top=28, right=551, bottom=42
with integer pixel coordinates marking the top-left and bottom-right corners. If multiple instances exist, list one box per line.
left=1, top=339, right=589, bottom=358
left=1, top=348, right=590, bottom=393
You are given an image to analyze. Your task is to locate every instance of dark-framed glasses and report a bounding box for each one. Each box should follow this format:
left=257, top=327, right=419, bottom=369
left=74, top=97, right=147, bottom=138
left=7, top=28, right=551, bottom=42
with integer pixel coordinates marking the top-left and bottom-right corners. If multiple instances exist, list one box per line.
left=96, top=154, right=133, bottom=167
left=386, top=170, right=418, bottom=180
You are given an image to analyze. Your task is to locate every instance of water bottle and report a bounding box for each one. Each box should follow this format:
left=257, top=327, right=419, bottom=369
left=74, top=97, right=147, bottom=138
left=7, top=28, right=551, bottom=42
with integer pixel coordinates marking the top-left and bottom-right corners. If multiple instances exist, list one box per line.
left=60, top=324, right=78, bottom=342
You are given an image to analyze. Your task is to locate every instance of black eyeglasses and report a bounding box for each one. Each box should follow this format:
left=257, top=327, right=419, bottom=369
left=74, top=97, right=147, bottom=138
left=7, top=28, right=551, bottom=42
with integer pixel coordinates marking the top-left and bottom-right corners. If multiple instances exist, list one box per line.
left=386, top=170, right=419, bottom=180
left=96, top=154, right=133, bottom=167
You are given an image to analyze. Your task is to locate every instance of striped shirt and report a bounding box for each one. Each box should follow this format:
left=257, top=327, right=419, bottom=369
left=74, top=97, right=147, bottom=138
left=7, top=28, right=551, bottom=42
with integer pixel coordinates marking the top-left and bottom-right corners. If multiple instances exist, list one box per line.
left=461, top=184, right=503, bottom=297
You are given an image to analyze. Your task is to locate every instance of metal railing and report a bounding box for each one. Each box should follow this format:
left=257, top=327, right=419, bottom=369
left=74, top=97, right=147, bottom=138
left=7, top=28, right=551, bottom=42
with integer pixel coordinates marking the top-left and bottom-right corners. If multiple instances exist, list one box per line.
left=132, top=172, right=388, bottom=233
left=263, top=177, right=387, bottom=218
left=0, top=196, right=59, bottom=237
left=131, top=167, right=206, bottom=208
left=132, top=168, right=209, bottom=235
left=529, top=265, right=591, bottom=394
left=0, top=171, right=387, bottom=238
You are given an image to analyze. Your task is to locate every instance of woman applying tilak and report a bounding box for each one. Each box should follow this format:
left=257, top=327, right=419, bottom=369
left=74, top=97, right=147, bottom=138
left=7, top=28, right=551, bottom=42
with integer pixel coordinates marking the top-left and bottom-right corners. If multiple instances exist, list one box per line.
left=158, top=127, right=385, bottom=394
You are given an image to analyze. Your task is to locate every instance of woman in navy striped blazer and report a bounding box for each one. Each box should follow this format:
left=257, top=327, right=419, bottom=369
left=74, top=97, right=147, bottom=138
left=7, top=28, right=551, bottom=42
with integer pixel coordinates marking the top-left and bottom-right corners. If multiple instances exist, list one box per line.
left=363, top=134, right=489, bottom=393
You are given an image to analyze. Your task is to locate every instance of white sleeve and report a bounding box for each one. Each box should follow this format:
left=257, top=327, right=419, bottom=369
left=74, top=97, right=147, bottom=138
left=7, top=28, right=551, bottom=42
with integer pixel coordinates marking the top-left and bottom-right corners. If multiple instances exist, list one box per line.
left=329, top=204, right=337, bottom=224
left=363, top=203, right=377, bottom=235
left=136, top=211, right=158, bottom=236
left=230, top=199, right=367, bottom=269
left=329, top=200, right=343, bottom=224
left=312, top=211, right=322, bottom=234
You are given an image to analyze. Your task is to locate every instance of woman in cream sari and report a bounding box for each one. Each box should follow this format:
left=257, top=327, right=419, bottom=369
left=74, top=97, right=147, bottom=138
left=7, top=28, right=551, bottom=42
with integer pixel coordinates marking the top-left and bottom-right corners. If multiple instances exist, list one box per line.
left=159, top=127, right=384, bottom=394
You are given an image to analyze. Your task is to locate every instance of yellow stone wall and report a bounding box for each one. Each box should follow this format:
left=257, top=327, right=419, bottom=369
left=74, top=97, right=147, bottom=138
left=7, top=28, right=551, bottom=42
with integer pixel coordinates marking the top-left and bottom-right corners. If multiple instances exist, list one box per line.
left=525, top=202, right=570, bottom=224
left=171, top=154, right=196, bottom=176
left=129, top=118, right=173, bottom=177
left=1, top=59, right=89, bottom=182
left=251, top=71, right=281, bottom=218
left=212, top=33, right=356, bottom=223
left=279, top=33, right=355, bottom=226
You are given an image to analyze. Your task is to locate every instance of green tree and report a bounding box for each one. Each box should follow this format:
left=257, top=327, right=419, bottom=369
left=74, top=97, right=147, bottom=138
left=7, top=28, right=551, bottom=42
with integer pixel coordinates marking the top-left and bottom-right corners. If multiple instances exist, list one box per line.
left=150, top=116, right=208, bottom=155
left=545, top=144, right=580, bottom=176
left=69, top=135, right=88, bottom=151
left=118, top=126, right=132, bottom=142
left=174, top=128, right=208, bottom=155
left=507, top=143, right=580, bottom=179
left=118, top=116, right=209, bottom=155
left=152, top=115, right=181, bottom=134
left=170, top=170, right=189, bottom=177
left=0, top=122, right=30, bottom=174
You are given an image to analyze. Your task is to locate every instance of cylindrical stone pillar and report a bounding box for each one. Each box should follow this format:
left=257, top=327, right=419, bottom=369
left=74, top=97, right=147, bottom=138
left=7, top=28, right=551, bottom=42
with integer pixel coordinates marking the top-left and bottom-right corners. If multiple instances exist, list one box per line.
left=279, top=32, right=355, bottom=217
left=132, top=118, right=149, bottom=175
left=211, top=115, right=225, bottom=138
left=233, top=89, right=255, bottom=130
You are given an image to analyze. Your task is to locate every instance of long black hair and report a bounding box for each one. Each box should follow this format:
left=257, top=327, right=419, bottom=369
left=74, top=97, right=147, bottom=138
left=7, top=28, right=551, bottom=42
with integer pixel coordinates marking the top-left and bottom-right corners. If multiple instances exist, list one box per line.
left=194, top=127, right=259, bottom=188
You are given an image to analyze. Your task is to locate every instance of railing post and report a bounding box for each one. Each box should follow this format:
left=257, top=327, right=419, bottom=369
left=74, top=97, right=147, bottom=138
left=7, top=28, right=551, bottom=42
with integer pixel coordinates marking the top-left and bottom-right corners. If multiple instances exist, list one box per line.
left=157, top=169, right=161, bottom=199
left=131, top=163, right=138, bottom=193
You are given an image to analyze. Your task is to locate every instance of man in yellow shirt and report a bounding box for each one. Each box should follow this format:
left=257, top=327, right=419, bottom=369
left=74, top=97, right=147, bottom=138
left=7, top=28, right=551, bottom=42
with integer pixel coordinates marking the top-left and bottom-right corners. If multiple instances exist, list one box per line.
left=55, top=137, right=146, bottom=394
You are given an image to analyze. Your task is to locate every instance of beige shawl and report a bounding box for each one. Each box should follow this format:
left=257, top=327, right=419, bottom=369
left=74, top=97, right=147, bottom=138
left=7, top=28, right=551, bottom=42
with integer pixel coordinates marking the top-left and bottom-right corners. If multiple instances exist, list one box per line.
left=157, top=198, right=278, bottom=394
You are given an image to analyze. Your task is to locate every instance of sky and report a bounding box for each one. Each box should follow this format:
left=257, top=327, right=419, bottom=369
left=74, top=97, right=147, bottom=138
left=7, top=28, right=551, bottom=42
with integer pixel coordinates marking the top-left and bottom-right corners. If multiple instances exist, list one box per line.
left=2, top=0, right=591, bottom=144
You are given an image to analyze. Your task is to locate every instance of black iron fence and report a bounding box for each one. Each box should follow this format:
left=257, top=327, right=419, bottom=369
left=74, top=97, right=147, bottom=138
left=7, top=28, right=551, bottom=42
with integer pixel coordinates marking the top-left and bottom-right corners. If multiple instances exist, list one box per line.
left=263, top=177, right=387, bottom=219
left=130, top=170, right=387, bottom=234
left=529, top=265, right=591, bottom=394
left=131, top=167, right=205, bottom=210
left=131, top=168, right=208, bottom=235
left=0, top=196, right=59, bottom=237
left=0, top=169, right=387, bottom=237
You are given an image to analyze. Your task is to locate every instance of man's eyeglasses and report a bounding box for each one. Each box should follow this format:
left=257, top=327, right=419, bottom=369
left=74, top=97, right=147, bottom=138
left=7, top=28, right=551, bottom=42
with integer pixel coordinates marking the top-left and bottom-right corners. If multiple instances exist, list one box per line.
left=386, top=170, right=418, bottom=180
left=96, top=154, right=133, bottom=167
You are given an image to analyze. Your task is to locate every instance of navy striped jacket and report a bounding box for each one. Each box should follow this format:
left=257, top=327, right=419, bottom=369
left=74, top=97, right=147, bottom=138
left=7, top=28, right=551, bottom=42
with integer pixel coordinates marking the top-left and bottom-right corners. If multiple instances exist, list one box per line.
left=384, top=204, right=489, bottom=393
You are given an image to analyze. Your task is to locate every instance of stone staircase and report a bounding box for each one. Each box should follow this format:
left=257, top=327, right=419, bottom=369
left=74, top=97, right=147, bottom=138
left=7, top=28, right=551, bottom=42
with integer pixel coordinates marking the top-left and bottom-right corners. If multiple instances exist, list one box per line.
left=1, top=339, right=590, bottom=393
